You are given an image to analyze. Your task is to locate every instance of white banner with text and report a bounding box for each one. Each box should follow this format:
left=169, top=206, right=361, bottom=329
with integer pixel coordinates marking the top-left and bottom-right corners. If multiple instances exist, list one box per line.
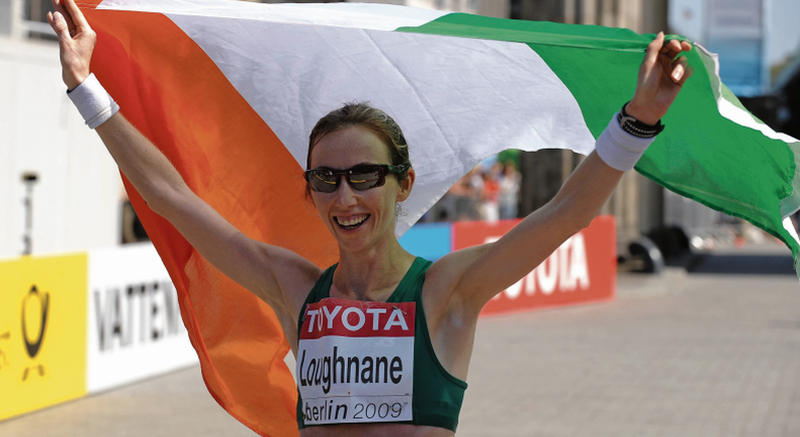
left=87, top=243, right=197, bottom=392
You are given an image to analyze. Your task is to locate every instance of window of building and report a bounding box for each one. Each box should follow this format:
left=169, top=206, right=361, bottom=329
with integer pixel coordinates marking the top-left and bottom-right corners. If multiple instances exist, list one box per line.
left=24, top=0, right=56, bottom=40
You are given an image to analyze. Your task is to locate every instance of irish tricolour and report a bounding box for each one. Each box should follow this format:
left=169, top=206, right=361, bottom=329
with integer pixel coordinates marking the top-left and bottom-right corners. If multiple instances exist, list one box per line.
left=77, top=1, right=800, bottom=436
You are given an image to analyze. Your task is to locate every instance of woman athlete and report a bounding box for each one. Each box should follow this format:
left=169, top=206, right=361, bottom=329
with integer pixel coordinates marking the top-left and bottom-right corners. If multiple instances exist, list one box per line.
left=49, top=0, right=692, bottom=435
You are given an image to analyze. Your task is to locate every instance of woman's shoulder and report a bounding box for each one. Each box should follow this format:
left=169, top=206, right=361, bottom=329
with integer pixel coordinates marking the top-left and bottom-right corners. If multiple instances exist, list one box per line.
left=426, top=244, right=489, bottom=284
left=422, top=245, right=491, bottom=313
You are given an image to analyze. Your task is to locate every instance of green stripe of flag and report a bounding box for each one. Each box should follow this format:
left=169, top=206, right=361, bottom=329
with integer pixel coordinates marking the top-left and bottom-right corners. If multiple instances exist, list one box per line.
left=400, top=13, right=800, bottom=269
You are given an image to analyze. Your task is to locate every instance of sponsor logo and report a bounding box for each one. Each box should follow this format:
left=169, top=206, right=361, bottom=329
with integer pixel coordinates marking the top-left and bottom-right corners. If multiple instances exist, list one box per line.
left=303, top=304, right=411, bottom=337
left=21, top=285, right=49, bottom=381
left=0, top=253, right=87, bottom=421
left=298, top=298, right=415, bottom=425
left=93, top=280, right=181, bottom=352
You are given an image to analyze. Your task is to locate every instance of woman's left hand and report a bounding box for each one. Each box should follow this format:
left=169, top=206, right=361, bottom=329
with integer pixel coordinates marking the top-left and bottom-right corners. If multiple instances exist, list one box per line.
left=626, top=31, right=693, bottom=125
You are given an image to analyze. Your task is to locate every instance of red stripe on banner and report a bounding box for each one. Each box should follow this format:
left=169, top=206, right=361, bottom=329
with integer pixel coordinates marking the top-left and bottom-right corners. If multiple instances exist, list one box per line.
left=83, top=8, right=338, bottom=437
left=300, top=299, right=415, bottom=339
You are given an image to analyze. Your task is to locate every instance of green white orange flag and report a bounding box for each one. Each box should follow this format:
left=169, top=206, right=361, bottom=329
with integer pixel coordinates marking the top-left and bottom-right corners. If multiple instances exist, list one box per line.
left=75, top=0, right=800, bottom=435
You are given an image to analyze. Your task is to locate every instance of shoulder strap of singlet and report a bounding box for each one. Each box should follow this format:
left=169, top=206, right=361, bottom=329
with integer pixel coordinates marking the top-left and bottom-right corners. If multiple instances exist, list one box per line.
left=387, top=257, right=433, bottom=303
left=297, top=263, right=337, bottom=330
left=300, top=257, right=432, bottom=323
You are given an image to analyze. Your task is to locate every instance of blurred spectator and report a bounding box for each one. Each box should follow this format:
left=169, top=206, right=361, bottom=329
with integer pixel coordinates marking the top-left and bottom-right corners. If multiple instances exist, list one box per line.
left=480, top=163, right=501, bottom=222
left=424, top=154, right=521, bottom=223
left=498, top=162, right=520, bottom=219
left=454, top=169, right=482, bottom=220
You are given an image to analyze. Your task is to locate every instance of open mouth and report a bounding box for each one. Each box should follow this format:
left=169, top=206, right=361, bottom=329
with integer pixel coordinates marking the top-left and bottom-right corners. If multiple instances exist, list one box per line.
left=334, top=214, right=370, bottom=231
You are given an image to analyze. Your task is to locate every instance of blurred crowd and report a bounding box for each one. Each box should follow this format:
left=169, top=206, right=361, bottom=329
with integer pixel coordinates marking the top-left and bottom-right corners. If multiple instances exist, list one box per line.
left=422, top=157, right=521, bottom=223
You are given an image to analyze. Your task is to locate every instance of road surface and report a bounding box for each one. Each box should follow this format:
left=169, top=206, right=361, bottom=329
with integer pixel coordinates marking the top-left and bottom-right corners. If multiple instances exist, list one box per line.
left=2, top=243, right=798, bottom=436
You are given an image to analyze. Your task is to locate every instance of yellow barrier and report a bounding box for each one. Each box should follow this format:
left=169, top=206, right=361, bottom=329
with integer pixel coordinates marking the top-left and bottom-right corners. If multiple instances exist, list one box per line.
left=0, top=254, right=88, bottom=421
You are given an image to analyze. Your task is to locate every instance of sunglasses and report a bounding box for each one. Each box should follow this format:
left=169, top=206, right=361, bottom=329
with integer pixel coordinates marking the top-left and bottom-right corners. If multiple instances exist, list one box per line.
left=304, top=163, right=410, bottom=193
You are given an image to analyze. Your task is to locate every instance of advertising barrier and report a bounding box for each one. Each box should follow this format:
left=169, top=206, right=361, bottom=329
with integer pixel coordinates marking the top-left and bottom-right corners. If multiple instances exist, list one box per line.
left=399, top=222, right=451, bottom=261
left=453, top=216, right=616, bottom=315
left=0, top=216, right=615, bottom=420
left=0, top=254, right=88, bottom=421
left=87, top=244, right=197, bottom=392
left=0, top=245, right=197, bottom=421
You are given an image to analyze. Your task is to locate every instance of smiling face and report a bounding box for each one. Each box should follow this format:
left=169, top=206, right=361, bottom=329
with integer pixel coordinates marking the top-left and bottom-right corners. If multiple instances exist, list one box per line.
left=308, top=125, right=414, bottom=253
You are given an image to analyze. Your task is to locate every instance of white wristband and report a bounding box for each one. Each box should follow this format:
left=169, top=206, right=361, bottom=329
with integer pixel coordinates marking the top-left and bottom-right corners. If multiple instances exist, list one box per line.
left=595, top=113, right=655, bottom=171
left=67, top=73, right=120, bottom=129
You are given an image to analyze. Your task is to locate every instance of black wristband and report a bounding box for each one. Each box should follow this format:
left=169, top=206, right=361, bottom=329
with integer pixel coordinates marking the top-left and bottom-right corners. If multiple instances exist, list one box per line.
left=617, top=101, right=664, bottom=138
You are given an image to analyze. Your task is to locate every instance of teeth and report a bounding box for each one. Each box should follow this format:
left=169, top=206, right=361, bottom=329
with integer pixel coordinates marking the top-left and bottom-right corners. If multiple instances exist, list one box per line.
left=336, top=214, right=368, bottom=227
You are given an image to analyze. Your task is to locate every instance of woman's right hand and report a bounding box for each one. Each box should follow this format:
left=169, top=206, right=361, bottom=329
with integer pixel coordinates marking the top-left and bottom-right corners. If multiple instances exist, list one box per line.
left=47, top=0, right=96, bottom=90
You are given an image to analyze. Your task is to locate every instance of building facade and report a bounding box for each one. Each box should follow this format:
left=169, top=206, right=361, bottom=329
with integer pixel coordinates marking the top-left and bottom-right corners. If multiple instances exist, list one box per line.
left=1, top=0, right=124, bottom=259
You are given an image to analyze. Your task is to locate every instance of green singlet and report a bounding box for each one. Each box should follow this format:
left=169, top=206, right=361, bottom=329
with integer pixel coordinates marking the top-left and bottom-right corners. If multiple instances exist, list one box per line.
left=296, top=257, right=468, bottom=431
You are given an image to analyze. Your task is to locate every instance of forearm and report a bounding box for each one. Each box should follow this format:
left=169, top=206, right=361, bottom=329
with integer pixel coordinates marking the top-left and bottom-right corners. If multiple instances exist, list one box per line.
left=452, top=32, right=692, bottom=309
left=544, top=30, right=695, bottom=229
left=548, top=150, right=624, bottom=233
left=454, top=115, right=644, bottom=301
left=493, top=150, right=623, bottom=270
left=95, top=112, right=190, bottom=216
left=545, top=98, right=669, bottom=233
left=49, top=0, right=190, bottom=217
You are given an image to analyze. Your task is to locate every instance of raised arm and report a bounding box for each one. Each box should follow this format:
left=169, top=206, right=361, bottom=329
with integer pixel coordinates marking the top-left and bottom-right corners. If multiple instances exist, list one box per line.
left=48, top=0, right=319, bottom=318
left=430, top=32, right=692, bottom=314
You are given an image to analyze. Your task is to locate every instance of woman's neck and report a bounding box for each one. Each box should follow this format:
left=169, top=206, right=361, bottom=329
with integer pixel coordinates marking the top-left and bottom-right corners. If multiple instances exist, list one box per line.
left=333, top=237, right=416, bottom=302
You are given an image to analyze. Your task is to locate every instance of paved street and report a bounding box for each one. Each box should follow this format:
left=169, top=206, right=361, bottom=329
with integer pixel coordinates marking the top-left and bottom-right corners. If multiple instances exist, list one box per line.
left=2, top=243, right=798, bottom=436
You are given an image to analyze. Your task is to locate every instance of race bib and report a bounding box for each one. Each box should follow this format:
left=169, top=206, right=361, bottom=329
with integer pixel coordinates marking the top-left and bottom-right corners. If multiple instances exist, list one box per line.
left=297, top=298, right=415, bottom=425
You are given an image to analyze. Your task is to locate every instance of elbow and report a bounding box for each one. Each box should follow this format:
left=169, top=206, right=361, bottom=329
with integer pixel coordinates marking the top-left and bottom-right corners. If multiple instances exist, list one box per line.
left=139, top=181, right=186, bottom=218
left=550, top=197, right=595, bottom=237
left=572, top=213, right=595, bottom=233
left=143, top=196, right=165, bottom=216
left=557, top=214, right=592, bottom=241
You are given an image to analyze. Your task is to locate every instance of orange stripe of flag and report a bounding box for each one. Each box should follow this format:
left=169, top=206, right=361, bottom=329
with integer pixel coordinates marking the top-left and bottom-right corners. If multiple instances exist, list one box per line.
left=75, top=0, right=102, bottom=9
left=84, top=7, right=338, bottom=436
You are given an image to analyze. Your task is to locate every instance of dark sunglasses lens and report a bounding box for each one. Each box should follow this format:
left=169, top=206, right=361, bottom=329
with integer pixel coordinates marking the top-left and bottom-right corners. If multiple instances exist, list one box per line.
left=348, top=167, right=383, bottom=190
left=309, top=170, right=338, bottom=193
